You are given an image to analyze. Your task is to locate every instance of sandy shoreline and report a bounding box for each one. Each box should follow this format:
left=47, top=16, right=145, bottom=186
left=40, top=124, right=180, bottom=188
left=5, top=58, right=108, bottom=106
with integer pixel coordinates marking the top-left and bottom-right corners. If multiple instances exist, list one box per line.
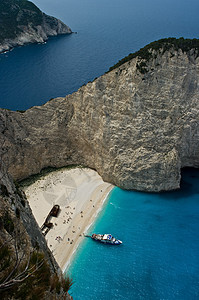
left=22, top=167, right=113, bottom=272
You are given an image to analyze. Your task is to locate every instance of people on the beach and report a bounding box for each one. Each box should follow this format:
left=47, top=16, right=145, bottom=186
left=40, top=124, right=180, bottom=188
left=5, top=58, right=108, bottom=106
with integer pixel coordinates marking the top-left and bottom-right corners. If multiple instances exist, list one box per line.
left=55, top=236, right=63, bottom=243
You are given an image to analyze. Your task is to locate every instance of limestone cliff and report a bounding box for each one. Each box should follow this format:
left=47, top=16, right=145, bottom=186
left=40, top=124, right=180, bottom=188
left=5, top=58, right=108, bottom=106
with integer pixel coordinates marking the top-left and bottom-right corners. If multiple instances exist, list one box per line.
left=1, top=38, right=199, bottom=194
left=0, top=167, right=72, bottom=298
left=0, top=0, right=72, bottom=53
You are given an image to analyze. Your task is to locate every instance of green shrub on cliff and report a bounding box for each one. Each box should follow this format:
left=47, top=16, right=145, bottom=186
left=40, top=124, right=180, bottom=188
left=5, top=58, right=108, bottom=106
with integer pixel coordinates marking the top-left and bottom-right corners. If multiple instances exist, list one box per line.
left=108, top=37, right=199, bottom=72
left=0, top=0, right=43, bottom=43
left=0, top=201, right=72, bottom=299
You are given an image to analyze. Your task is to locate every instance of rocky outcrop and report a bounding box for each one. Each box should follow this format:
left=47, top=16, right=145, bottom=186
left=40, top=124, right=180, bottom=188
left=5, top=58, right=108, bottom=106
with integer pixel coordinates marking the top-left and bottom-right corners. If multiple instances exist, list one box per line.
left=1, top=38, right=199, bottom=193
left=0, top=0, right=72, bottom=53
left=0, top=167, right=72, bottom=299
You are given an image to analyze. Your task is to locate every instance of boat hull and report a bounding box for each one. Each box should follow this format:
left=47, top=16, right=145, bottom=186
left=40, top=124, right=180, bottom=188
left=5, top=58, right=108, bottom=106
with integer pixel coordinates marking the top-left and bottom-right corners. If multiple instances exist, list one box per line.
left=91, top=233, right=122, bottom=245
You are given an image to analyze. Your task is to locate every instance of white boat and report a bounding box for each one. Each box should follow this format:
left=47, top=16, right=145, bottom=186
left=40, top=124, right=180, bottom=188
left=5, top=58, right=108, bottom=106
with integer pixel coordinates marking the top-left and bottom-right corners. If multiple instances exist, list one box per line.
left=91, top=233, right=122, bottom=245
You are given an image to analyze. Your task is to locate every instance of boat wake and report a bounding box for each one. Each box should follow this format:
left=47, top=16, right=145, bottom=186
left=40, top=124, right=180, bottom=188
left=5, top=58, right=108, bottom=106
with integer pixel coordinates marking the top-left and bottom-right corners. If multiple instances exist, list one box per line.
left=110, top=202, right=122, bottom=209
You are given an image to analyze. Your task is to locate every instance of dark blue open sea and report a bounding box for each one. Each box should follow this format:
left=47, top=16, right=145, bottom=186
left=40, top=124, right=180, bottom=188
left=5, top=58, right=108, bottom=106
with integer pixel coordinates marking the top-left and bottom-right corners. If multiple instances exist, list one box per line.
left=1, top=0, right=199, bottom=110
left=1, top=1, right=199, bottom=299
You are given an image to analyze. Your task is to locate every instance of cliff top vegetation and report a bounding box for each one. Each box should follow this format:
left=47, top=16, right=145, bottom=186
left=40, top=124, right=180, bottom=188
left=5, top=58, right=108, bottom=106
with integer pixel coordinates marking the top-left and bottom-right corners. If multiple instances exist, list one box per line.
left=108, top=37, right=199, bottom=72
left=0, top=0, right=43, bottom=43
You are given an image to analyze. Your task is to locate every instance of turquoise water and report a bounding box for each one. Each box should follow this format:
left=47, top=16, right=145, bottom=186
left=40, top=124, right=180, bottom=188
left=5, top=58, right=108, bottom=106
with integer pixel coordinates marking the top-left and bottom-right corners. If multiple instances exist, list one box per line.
left=1, top=0, right=199, bottom=110
left=67, top=168, right=199, bottom=299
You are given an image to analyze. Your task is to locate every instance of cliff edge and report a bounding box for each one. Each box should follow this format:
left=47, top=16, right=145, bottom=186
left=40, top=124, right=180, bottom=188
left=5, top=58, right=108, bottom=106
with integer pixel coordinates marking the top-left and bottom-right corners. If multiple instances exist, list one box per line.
left=0, top=166, right=73, bottom=298
left=0, top=0, right=72, bottom=53
left=1, top=38, right=199, bottom=193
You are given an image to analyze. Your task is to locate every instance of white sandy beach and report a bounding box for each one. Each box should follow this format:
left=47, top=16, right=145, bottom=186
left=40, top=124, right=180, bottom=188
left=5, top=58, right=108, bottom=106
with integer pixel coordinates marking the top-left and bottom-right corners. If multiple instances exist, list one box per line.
left=22, top=167, right=113, bottom=271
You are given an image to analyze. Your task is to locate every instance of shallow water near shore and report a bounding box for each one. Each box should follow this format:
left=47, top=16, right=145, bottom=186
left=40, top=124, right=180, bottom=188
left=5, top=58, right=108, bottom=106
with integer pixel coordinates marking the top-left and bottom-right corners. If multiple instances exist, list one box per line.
left=67, top=168, right=199, bottom=299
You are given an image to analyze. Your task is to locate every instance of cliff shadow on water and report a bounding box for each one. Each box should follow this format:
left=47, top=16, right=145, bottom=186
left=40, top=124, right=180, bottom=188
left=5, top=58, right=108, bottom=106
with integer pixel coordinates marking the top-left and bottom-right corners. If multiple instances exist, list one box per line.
left=158, top=167, right=199, bottom=200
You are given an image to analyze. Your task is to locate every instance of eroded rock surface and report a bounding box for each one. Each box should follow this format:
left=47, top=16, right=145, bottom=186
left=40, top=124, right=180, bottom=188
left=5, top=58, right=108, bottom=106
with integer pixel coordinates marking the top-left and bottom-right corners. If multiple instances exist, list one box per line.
left=1, top=42, right=199, bottom=192
left=0, top=167, right=72, bottom=299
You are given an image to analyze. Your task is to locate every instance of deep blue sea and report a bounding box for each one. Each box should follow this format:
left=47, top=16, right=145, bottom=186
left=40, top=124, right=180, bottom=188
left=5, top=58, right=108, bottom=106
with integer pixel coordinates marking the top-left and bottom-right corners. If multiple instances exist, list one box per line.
left=68, top=168, right=199, bottom=300
left=1, top=0, right=199, bottom=110
left=1, top=1, right=199, bottom=299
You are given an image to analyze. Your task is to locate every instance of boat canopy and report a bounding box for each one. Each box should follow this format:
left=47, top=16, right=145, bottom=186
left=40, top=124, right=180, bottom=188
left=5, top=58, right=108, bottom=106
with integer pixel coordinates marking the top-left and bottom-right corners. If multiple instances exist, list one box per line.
left=103, top=234, right=112, bottom=240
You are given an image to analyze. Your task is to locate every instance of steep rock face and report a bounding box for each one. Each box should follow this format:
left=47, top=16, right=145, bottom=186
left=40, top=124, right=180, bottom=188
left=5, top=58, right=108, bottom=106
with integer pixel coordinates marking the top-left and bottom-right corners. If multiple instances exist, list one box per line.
left=0, top=0, right=72, bottom=53
left=1, top=42, right=199, bottom=192
left=0, top=168, right=72, bottom=299
left=66, top=48, right=199, bottom=191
